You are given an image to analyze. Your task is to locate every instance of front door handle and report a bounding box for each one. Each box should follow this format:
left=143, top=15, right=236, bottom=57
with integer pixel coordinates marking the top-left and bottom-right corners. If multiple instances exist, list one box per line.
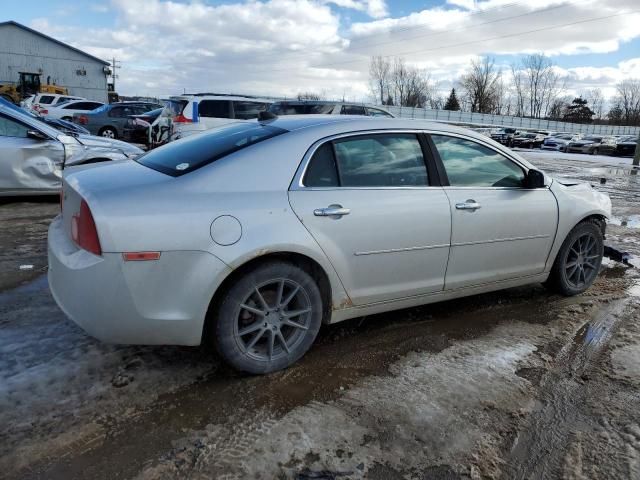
left=455, top=199, right=482, bottom=211
left=314, top=204, right=351, bottom=217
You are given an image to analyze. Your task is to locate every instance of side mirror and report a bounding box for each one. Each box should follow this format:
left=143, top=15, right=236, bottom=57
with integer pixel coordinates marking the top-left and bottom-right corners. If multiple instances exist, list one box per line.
left=26, top=130, right=49, bottom=141
left=524, top=169, right=546, bottom=189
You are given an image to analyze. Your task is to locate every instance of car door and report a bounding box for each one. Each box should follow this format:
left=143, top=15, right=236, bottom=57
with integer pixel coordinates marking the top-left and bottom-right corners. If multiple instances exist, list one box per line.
left=428, top=133, right=558, bottom=290
left=288, top=132, right=451, bottom=306
left=0, top=112, right=64, bottom=193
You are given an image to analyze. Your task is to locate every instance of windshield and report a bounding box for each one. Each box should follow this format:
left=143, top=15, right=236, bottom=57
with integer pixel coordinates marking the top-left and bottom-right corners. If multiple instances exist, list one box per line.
left=137, top=122, right=288, bottom=176
left=584, top=136, right=601, bottom=142
left=92, top=104, right=111, bottom=114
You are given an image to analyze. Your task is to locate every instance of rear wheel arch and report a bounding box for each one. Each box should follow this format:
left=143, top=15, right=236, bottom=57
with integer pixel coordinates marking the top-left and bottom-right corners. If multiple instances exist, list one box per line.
left=202, top=251, right=333, bottom=343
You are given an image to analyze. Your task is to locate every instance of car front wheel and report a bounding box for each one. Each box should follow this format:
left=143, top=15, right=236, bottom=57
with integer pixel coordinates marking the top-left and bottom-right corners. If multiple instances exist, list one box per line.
left=213, top=261, right=323, bottom=374
left=545, top=220, right=603, bottom=296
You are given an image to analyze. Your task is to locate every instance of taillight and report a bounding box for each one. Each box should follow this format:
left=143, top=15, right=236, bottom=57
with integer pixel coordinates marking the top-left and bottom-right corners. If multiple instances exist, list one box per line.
left=174, top=113, right=192, bottom=123
left=40, top=109, right=48, bottom=115
left=71, top=200, right=101, bottom=255
left=77, top=115, right=89, bottom=125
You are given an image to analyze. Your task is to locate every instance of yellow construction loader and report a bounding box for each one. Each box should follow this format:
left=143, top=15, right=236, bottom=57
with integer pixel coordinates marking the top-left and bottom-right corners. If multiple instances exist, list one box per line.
left=0, top=72, right=68, bottom=104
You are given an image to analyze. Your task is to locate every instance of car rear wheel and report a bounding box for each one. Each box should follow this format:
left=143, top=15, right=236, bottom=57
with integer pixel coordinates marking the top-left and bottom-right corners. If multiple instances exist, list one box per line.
left=61, top=116, right=72, bottom=121
left=592, top=147, right=599, bottom=155
left=99, top=127, right=117, bottom=139
left=213, top=261, right=323, bottom=374
left=545, top=221, right=603, bottom=296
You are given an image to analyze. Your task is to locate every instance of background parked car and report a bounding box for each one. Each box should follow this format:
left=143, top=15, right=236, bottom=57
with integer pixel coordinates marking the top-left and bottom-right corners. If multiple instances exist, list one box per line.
left=566, top=135, right=611, bottom=154
left=0, top=96, right=89, bottom=135
left=41, top=99, right=104, bottom=120
left=268, top=100, right=394, bottom=118
left=0, top=101, right=142, bottom=196
left=512, top=132, right=544, bottom=149
left=490, top=127, right=518, bottom=146
left=123, top=107, right=164, bottom=145
left=32, top=93, right=84, bottom=113
left=599, top=135, right=638, bottom=157
left=541, top=133, right=581, bottom=152
left=73, top=101, right=163, bottom=139
left=160, top=94, right=272, bottom=142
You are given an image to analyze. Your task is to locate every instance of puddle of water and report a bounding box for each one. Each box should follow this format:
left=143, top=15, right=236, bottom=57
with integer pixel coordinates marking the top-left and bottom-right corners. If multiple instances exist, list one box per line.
left=609, top=215, right=640, bottom=229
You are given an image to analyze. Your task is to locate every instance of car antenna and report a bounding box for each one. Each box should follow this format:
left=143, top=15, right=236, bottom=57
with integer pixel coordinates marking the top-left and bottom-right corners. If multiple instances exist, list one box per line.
left=258, top=111, right=277, bottom=122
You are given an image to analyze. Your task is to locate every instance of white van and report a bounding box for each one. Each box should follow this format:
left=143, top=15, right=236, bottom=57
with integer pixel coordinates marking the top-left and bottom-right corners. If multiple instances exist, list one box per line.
left=152, top=94, right=272, bottom=146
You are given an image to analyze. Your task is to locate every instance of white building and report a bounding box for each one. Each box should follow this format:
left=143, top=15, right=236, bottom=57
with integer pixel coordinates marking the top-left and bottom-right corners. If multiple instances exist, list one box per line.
left=0, top=21, right=110, bottom=102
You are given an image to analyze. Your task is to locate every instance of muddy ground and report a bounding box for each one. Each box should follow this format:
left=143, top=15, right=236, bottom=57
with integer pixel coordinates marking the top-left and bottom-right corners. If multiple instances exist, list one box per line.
left=1, top=152, right=639, bottom=480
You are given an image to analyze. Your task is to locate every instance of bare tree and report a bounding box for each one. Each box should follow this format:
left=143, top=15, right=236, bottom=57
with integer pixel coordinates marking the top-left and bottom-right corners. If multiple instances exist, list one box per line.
left=297, top=91, right=324, bottom=101
left=584, top=88, right=605, bottom=120
left=615, top=79, right=640, bottom=125
left=511, top=63, right=527, bottom=116
left=459, top=57, right=501, bottom=113
left=369, top=56, right=391, bottom=105
left=511, top=54, right=565, bottom=118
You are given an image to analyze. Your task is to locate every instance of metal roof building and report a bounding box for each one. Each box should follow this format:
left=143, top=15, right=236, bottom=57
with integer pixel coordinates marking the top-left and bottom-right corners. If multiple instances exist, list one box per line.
left=0, top=21, right=110, bottom=102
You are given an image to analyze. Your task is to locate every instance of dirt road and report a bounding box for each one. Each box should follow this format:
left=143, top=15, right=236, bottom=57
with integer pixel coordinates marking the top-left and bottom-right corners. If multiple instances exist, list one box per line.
left=1, top=152, right=639, bottom=479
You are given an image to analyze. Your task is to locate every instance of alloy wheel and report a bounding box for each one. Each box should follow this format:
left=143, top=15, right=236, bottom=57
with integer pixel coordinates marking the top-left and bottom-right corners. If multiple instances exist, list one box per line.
left=564, top=233, right=600, bottom=288
left=235, top=278, right=312, bottom=361
left=101, top=129, right=115, bottom=138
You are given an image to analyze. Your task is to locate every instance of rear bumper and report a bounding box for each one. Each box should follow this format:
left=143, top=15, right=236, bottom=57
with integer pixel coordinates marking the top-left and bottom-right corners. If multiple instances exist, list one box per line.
left=48, top=215, right=232, bottom=345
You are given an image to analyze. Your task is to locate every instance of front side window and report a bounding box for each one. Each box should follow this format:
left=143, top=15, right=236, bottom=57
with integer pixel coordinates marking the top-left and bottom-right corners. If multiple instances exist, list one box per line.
left=431, top=135, right=525, bottom=188
left=304, top=133, right=428, bottom=187
left=233, top=101, right=268, bottom=120
left=198, top=100, right=232, bottom=118
left=0, top=114, right=30, bottom=138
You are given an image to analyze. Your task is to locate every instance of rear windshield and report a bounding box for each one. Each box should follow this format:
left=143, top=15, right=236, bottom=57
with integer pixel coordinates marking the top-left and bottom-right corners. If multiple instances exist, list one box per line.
left=137, top=122, right=288, bottom=176
left=268, top=103, right=334, bottom=115
left=38, top=95, right=55, bottom=104
left=166, top=99, right=188, bottom=116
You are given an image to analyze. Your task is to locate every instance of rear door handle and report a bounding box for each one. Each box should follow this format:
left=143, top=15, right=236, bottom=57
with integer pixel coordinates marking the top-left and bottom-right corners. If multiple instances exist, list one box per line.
left=314, top=204, right=351, bottom=217
left=455, top=200, right=482, bottom=211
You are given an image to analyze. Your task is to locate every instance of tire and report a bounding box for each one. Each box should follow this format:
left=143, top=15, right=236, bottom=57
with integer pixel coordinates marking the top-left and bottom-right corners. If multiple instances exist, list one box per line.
left=545, top=221, right=603, bottom=296
left=61, top=116, right=72, bottom=121
left=99, top=126, right=117, bottom=139
left=592, top=147, right=599, bottom=155
left=212, top=261, right=323, bottom=374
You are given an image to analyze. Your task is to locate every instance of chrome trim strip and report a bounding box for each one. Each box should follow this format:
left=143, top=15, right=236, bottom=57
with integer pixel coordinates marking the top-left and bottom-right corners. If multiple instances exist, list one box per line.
left=354, top=243, right=449, bottom=256
left=452, top=234, right=550, bottom=247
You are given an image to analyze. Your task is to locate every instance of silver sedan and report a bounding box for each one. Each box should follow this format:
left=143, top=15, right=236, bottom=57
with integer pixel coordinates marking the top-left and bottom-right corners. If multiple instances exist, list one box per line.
left=0, top=102, right=143, bottom=196
left=48, top=116, right=611, bottom=374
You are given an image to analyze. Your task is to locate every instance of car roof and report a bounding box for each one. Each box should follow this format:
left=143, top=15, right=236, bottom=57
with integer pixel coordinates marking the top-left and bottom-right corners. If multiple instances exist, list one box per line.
left=170, top=95, right=271, bottom=103
left=259, top=115, right=493, bottom=140
left=271, top=100, right=384, bottom=107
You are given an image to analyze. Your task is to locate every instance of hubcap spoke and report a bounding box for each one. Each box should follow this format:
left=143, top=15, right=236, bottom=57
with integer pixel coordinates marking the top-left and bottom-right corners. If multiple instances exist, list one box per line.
left=284, top=308, right=311, bottom=318
left=246, top=328, right=266, bottom=350
left=284, top=319, right=308, bottom=330
left=238, top=322, right=263, bottom=336
left=254, top=286, right=270, bottom=311
left=280, top=285, right=300, bottom=308
left=276, top=330, right=290, bottom=354
left=276, top=279, right=285, bottom=307
left=267, top=330, right=275, bottom=360
left=240, top=303, right=265, bottom=317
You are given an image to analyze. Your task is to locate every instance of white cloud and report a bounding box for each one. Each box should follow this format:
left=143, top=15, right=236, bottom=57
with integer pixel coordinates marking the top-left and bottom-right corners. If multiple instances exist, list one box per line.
left=27, top=0, right=640, bottom=102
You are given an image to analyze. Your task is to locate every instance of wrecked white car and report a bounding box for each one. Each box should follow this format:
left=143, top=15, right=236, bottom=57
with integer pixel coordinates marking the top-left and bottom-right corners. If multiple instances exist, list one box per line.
left=0, top=102, right=143, bottom=196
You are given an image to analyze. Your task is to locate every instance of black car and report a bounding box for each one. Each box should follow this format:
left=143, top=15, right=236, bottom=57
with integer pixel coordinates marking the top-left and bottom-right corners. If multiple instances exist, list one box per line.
left=122, top=108, right=164, bottom=145
left=599, top=135, right=638, bottom=157
left=490, top=128, right=518, bottom=146
left=512, top=133, right=544, bottom=149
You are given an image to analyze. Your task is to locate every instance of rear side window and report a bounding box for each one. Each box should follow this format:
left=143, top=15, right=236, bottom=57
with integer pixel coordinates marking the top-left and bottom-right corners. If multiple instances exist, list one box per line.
left=303, top=134, right=428, bottom=187
left=367, top=108, right=393, bottom=118
left=38, top=95, right=54, bottom=104
left=268, top=103, right=334, bottom=115
left=199, top=100, right=232, bottom=118
left=340, top=105, right=366, bottom=115
left=137, top=123, right=288, bottom=176
left=233, top=101, right=268, bottom=119
left=431, top=135, right=525, bottom=188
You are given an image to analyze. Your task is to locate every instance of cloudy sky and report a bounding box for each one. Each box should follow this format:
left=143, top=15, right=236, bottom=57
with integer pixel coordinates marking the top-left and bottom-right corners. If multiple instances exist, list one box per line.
left=8, top=0, right=640, bottom=101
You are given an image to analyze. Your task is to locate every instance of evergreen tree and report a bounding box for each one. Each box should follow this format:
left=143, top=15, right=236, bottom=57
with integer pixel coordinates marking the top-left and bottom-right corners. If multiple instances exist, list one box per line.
left=563, top=97, right=594, bottom=124
left=443, top=88, right=460, bottom=111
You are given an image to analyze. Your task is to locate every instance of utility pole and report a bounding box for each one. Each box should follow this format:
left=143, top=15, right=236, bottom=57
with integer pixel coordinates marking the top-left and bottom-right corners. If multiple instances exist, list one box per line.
left=110, top=57, right=121, bottom=91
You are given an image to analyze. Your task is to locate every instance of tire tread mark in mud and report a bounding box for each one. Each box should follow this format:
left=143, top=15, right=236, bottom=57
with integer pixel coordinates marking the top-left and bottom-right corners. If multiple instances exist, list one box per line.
left=505, top=299, right=630, bottom=479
